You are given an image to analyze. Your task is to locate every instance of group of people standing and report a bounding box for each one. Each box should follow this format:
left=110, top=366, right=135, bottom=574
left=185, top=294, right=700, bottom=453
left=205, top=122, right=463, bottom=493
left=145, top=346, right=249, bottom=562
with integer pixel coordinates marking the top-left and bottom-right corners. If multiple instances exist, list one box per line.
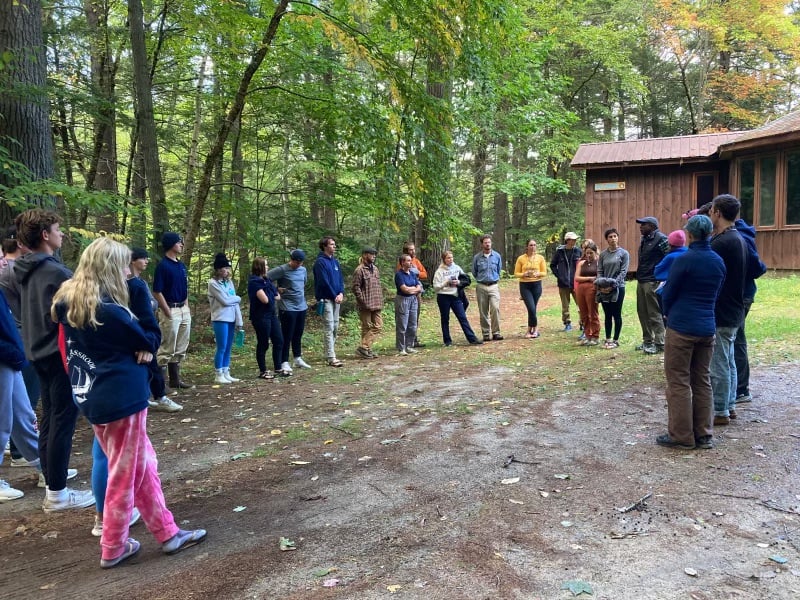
left=0, top=210, right=205, bottom=569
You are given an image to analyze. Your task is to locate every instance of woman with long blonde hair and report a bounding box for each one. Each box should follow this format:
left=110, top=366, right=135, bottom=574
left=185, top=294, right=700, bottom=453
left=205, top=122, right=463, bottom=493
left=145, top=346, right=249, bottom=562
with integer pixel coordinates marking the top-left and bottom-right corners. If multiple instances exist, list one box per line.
left=53, top=237, right=205, bottom=568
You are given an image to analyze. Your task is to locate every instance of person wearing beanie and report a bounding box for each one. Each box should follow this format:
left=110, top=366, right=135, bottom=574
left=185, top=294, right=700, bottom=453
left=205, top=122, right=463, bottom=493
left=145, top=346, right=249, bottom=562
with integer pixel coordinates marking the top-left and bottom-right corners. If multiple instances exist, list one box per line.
left=153, top=232, right=193, bottom=389
left=656, top=214, right=725, bottom=450
left=208, top=253, right=244, bottom=384
left=267, top=249, right=310, bottom=371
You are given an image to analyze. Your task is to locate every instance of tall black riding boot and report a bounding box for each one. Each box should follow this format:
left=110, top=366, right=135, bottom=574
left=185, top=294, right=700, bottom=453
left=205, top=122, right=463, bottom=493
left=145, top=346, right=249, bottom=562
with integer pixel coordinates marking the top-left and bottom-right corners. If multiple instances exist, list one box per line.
left=168, top=362, right=193, bottom=389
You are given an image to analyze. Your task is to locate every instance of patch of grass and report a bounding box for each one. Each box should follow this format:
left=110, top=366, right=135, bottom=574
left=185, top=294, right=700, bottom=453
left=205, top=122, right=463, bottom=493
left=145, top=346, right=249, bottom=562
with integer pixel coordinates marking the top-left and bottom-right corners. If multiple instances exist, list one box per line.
left=452, top=402, right=474, bottom=415
left=282, top=427, right=312, bottom=442
left=251, top=446, right=276, bottom=458
left=332, top=417, right=363, bottom=437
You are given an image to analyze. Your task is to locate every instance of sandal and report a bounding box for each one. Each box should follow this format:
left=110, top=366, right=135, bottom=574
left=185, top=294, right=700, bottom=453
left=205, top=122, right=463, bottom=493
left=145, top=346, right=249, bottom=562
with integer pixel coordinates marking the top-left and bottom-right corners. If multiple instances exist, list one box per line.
left=163, top=528, right=207, bottom=555
left=605, top=341, right=619, bottom=349
left=327, top=359, right=344, bottom=368
left=100, top=538, right=141, bottom=568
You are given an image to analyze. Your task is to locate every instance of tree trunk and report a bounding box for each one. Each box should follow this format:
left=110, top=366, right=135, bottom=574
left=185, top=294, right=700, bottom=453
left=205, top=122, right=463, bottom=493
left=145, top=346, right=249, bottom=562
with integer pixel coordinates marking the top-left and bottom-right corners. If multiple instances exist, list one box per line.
left=184, top=55, right=207, bottom=207
left=183, top=0, right=291, bottom=268
left=0, top=0, right=56, bottom=226
left=84, top=0, right=119, bottom=233
left=129, top=0, right=170, bottom=250
left=471, top=141, right=487, bottom=255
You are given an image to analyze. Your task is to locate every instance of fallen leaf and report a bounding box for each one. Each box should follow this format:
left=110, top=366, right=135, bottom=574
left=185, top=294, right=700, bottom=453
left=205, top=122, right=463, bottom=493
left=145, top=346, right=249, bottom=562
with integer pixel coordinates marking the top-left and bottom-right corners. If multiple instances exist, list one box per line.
left=539, top=490, right=549, bottom=498
left=230, top=452, right=251, bottom=461
left=501, top=477, right=520, bottom=485
left=279, top=537, right=296, bottom=551
left=357, top=455, right=372, bottom=462
left=387, top=584, right=402, bottom=593
left=180, top=418, right=194, bottom=423
left=509, top=499, right=524, bottom=505
left=313, top=567, right=338, bottom=577
left=560, top=579, right=593, bottom=595
left=289, top=461, right=311, bottom=465
left=323, top=440, right=334, bottom=445
left=270, top=429, right=282, bottom=436
left=554, top=473, right=571, bottom=480
left=233, top=506, right=246, bottom=512
left=42, top=531, right=58, bottom=539
left=684, top=567, right=698, bottom=577
left=380, top=439, right=403, bottom=445
left=322, top=579, right=340, bottom=587
left=757, top=543, right=770, bottom=548
left=561, top=520, right=573, bottom=527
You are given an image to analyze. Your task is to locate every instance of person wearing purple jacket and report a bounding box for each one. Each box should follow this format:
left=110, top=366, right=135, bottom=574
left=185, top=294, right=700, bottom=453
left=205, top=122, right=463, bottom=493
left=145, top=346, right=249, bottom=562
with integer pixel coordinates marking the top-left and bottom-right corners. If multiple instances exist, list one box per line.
left=656, top=215, right=726, bottom=450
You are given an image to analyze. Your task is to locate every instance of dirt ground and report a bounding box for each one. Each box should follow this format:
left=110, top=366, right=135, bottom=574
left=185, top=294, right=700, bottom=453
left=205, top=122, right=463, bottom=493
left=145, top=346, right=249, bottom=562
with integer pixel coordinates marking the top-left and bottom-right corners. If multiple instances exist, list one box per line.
left=1, top=285, right=799, bottom=599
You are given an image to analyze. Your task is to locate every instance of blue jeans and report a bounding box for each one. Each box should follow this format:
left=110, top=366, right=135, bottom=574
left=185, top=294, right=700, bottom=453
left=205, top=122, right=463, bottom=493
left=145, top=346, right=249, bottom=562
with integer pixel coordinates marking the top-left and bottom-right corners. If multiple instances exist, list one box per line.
left=519, top=281, right=542, bottom=328
left=212, top=321, right=235, bottom=369
left=710, top=326, right=738, bottom=416
left=92, top=436, right=108, bottom=512
left=436, top=293, right=478, bottom=344
left=0, top=364, right=40, bottom=467
left=279, top=309, right=307, bottom=363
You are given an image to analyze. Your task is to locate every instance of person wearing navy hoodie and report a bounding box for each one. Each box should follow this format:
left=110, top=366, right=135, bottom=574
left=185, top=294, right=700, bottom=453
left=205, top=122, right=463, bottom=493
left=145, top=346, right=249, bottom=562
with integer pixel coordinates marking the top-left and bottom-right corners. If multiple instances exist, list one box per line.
left=313, top=236, right=345, bottom=367
left=733, top=219, right=767, bottom=404
left=13, top=208, right=93, bottom=512
left=656, top=215, right=726, bottom=450
left=0, top=288, right=42, bottom=501
left=53, top=238, right=205, bottom=568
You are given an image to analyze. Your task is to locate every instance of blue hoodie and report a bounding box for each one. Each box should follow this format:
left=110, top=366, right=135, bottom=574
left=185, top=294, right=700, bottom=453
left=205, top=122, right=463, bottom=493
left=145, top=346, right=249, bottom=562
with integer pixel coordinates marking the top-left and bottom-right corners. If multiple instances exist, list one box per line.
left=735, top=219, right=767, bottom=300
left=312, top=252, right=345, bottom=301
left=56, top=302, right=156, bottom=425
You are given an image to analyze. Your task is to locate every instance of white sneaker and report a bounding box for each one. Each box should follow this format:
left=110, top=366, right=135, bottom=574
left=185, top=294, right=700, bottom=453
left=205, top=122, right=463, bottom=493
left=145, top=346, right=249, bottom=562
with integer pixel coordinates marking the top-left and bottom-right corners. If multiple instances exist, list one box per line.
left=214, top=369, right=230, bottom=384
left=42, top=488, right=95, bottom=513
left=280, top=361, right=293, bottom=374
left=293, top=357, right=312, bottom=369
left=38, top=468, right=78, bottom=489
left=92, top=507, right=141, bottom=537
left=11, top=456, right=40, bottom=468
left=0, top=479, right=24, bottom=502
left=224, top=368, right=240, bottom=382
left=398, top=350, right=408, bottom=356
left=406, top=347, right=418, bottom=354
left=151, top=396, right=183, bottom=412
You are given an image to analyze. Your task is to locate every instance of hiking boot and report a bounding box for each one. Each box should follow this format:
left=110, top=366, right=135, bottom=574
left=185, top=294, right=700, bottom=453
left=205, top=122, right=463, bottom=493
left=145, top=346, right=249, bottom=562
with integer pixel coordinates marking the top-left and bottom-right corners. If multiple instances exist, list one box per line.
left=656, top=434, right=695, bottom=450
left=168, top=363, right=193, bottom=389
left=162, top=528, right=207, bottom=554
left=151, top=396, right=183, bottom=412
left=42, top=488, right=95, bottom=513
left=356, top=347, right=372, bottom=359
left=469, top=338, right=484, bottom=345
left=0, top=480, right=24, bottom=502
left=492, top=334, right=504, bottom=341
left=713, top=415, right=731, bottom=426
left=38, top=468, right=78, bottom=488
left=642, top=343, right=658, bottom=355
left=695, top=436, right=713, bottom=450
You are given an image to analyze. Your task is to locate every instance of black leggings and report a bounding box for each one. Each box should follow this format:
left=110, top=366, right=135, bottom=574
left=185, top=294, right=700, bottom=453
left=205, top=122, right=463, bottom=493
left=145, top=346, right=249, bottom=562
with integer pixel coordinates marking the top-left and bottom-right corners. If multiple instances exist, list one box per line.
left=252, top=313, right=284, bottom=372
left=519, top=281, right=543, bottom=328
left=601, top=287, right=625, bottom=341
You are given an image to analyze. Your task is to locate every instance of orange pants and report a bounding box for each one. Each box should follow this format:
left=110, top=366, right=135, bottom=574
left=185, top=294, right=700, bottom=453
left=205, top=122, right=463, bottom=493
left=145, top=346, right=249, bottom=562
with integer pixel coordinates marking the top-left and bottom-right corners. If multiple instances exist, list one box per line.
left=575, top=282, right=600, bottom=339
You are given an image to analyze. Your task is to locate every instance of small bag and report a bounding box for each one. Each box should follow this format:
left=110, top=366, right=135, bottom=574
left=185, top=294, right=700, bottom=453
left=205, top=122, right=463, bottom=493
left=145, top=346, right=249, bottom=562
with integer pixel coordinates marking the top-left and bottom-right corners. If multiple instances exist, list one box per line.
left=315, top=301, right=325, bottom=316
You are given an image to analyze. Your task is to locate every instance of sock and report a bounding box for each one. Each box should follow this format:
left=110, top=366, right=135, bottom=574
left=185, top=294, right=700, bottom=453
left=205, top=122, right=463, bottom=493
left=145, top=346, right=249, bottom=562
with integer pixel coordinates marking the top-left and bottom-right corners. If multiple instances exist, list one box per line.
left=47, top=488, right=66, bottom=501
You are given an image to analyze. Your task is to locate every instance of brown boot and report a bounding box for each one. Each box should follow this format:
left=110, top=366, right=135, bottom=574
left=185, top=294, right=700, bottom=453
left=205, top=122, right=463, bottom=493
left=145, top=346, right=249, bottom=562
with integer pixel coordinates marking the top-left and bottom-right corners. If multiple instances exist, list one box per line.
left=168, top=362, right=193, bottom=389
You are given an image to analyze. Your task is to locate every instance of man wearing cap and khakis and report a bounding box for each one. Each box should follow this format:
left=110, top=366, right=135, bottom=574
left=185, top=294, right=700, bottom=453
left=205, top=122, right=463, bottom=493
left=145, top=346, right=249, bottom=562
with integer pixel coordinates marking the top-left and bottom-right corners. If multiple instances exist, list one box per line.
left=153, top=232, right=193, bottom=389
left=352, top=247, right=383, bottom=359
left=550, top=231, right=582, bottom=331
left=635, top=216, right=670, bottom=354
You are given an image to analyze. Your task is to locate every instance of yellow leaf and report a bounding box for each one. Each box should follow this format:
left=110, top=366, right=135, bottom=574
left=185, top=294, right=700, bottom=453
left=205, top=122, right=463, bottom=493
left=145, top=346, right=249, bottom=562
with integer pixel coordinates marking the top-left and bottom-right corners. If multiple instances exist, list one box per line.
left=270, top=429, right=282, bottom=436
left=387, top=585, right=402, bottom=593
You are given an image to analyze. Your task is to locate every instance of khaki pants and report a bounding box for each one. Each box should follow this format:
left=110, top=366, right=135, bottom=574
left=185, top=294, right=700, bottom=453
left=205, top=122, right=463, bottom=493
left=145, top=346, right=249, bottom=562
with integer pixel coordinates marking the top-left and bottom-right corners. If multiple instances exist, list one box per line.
left=358, top=309, right=383, bottom=350
left=636, top=281, right=665, bottom=346
left=475, top=282, right=501, bottom=337
left=157, top=305, right=191, bottom=366
left=558, top=287, right=578, bottom=325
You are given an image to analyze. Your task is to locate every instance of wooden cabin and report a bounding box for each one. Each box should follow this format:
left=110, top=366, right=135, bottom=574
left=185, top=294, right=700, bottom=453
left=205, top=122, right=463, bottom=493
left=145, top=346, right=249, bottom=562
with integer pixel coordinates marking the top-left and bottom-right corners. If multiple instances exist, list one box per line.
left=571, top=111, right=800, bottom=271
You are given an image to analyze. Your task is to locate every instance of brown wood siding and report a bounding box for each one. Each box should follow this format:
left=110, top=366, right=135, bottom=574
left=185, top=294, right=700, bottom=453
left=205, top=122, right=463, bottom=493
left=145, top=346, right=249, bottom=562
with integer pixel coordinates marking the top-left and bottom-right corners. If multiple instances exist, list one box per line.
left=584, top=162, right=729, bottom=272
left=745, top=229, right=800, bottom=270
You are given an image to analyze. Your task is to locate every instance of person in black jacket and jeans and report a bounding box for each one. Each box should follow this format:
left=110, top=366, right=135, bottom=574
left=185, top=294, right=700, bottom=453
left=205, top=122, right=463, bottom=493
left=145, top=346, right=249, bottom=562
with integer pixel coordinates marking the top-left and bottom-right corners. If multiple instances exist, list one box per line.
left=635, top=217, right=669, bottom=354
left=550, top=232, right=582, bottom=331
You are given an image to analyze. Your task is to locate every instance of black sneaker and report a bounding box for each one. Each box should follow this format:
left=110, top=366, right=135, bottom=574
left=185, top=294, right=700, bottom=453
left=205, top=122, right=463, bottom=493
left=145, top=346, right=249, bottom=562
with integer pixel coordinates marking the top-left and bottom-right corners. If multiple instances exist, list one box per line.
left=483, top=335, right=491, bottom=342
left=356, top=346, right=371, bottom=359
left=695, top=436, right=713, bottom=450
left=492, top=334, right=504, bottom=341
left=656, top=434, right=695, bottom=450
left=469, top=339, right=484, bottom=345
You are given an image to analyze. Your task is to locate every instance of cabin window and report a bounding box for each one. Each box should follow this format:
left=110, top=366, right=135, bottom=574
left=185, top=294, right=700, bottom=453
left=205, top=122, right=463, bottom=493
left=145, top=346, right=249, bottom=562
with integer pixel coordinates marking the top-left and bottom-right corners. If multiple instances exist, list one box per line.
left=759, top=156, right=777, bottom=226
left=738, top=160, right=755, bottom=224
left=695, top=172, right=716, bottom=206
left=787, top=152, right=800, bottom=225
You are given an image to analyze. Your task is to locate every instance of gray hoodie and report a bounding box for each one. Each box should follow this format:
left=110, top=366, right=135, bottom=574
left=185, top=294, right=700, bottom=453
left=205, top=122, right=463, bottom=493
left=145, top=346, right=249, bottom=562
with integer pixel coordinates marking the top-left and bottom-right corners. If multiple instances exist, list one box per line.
left=13, top=252, right=72, bottom=361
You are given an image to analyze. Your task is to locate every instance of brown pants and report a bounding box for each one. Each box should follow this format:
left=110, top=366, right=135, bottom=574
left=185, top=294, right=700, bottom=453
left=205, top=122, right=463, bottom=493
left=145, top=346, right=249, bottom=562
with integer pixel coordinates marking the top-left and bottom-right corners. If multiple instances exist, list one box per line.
left=358, top=309, right=383, bottom=350
left=664, top=328, right=715, bottom=445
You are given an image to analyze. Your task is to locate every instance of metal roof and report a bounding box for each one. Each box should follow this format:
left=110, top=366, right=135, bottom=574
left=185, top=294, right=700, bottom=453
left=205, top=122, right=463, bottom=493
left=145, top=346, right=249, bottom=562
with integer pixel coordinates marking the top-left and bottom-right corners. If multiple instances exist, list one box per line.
left=571, top=132, right=743, bottom=169
left=719, top=110, right=800, bottom=152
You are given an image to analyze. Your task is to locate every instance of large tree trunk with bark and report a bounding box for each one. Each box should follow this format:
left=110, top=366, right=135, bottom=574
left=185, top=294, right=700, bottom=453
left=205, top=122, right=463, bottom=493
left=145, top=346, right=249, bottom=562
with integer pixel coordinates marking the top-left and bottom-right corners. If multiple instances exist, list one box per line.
left=129, top=0, right=170, bottom=251
left=0, top=0, right=56, bottom=227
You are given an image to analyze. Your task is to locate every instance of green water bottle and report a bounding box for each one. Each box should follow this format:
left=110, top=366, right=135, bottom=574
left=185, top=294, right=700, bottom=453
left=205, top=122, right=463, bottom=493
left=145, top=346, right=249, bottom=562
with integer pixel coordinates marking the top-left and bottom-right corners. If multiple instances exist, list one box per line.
left=234, top=328, right=245, bottom=348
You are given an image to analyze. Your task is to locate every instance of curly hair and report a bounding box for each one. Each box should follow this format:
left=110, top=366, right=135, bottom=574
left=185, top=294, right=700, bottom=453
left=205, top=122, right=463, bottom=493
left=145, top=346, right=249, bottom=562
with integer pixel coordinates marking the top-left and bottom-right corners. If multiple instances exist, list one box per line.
left=52, top=237, right=132, bottom=329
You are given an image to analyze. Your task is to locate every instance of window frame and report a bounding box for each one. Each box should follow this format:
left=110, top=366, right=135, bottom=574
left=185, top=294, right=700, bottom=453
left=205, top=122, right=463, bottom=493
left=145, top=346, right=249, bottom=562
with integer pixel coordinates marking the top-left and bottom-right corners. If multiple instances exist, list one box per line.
left=734, top=149, right=800, bottom=230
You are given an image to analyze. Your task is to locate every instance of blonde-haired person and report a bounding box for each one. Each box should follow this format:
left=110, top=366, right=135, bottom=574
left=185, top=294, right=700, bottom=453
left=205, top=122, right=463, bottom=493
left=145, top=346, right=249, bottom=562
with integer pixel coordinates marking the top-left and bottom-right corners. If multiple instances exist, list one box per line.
left=432, top=250, right=483, bottom=346
left=53, top=237, right=205, bottom=568
left=514, top=239, right=547, bottom=338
